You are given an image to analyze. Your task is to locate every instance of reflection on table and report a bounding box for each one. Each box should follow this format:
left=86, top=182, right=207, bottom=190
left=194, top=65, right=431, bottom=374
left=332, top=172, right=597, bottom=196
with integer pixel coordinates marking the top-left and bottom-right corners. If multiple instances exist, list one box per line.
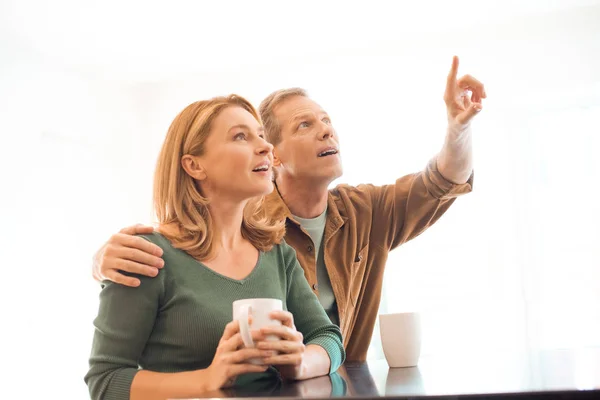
left=173, top=347, right=600, bottom=399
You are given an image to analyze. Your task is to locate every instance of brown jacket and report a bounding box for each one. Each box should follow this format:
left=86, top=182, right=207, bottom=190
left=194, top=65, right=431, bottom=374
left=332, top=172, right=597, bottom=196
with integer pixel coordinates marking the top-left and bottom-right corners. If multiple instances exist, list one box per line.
left=264, top=158, right=473, bottom=361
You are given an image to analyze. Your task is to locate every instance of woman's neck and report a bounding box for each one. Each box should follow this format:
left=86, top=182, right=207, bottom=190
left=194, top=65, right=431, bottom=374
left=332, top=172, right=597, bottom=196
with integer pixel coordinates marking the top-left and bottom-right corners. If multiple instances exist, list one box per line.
left=207, top=197, right=248, bottom=252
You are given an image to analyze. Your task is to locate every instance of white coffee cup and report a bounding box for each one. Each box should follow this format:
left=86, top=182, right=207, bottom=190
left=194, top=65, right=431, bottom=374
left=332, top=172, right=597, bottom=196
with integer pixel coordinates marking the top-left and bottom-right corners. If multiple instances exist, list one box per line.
left=232, top=298, right=283, bottom=363
left=379, top=312, right=421, bottom=368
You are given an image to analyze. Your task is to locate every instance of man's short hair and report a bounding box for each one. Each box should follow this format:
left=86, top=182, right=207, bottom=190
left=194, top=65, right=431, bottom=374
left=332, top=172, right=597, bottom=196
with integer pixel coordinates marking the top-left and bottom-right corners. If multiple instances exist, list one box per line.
left=259, top=88, right=308, bottom=146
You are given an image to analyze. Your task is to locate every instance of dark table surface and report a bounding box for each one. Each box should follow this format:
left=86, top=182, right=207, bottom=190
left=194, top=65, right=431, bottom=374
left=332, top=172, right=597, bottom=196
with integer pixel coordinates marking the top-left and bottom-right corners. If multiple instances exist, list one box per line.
left=179, top=347, right=600, bottom=399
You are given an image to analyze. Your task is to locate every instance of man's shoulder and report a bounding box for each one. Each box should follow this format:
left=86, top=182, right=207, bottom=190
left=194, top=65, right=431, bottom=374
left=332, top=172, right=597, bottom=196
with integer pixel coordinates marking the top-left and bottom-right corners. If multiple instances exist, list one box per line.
left=329, top=182, right=377, bottom=196
left=325, top=182, right=383, bottom=221
left=329, top=182, right=380, bottom=205
left=264, top=188, right=291, bottom=220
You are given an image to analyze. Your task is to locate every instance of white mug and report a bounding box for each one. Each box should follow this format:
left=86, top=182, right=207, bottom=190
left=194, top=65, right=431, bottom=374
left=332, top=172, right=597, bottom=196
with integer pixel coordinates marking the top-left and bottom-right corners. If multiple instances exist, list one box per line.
left=232, top=298, right=283, bottom=363
left=379, top=312, right=421, bottom=368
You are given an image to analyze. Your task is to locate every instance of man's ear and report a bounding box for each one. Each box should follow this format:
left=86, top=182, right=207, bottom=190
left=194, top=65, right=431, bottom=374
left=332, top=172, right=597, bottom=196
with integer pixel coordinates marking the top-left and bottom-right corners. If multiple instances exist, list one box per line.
left=181, top=155, right=207, bottom=180
left=272, top=149, right=282, bottom=167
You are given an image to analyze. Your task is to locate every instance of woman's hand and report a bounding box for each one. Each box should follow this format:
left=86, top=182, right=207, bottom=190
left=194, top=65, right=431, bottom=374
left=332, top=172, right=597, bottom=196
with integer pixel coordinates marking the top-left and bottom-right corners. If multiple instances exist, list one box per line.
left=204, top=320, right=273, bottom=391
left=256, top=310, right=307, bottom=380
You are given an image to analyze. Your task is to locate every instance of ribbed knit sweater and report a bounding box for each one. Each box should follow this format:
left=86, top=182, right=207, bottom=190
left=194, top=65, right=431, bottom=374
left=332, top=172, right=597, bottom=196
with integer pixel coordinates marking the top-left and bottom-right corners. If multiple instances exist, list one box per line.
left=85, top=233, right=345, bottom=400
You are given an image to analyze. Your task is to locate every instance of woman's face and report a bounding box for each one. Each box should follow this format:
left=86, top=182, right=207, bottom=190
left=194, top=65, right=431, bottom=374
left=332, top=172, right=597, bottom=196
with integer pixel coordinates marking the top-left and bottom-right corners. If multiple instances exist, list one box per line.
left=189, top=106, right=274, bottom=201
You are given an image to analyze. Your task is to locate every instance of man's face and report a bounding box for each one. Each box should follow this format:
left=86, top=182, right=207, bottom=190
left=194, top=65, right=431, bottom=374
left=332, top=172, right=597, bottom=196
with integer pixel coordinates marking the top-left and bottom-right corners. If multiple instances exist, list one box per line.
left=272, top=96, right=343, bottom=184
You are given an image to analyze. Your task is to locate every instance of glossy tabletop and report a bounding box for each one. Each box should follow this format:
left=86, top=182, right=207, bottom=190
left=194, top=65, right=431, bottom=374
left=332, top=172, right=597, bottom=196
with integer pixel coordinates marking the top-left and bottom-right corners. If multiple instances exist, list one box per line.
left=177, top=347, right=600, bottom=399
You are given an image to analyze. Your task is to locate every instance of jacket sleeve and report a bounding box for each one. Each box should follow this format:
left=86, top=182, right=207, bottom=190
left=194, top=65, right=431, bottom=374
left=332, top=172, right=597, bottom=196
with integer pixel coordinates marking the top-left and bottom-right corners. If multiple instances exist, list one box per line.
left=368, top=157, right=473, bottom=251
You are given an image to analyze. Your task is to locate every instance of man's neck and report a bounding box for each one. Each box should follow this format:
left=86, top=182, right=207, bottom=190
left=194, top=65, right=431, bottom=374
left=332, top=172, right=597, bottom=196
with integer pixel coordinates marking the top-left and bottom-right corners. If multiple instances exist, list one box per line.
left=276, top=175, right=330, bottom=219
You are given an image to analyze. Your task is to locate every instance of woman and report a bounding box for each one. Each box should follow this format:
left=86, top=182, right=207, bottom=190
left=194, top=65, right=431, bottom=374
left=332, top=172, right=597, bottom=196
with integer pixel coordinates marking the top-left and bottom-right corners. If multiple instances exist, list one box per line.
left=85, top=95, right=345, bottom=400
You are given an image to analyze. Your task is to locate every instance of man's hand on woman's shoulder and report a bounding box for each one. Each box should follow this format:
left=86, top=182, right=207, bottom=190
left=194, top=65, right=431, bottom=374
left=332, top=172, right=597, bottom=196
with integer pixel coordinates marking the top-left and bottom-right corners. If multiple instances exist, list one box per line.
left=92, top=224, right=164, bottom=287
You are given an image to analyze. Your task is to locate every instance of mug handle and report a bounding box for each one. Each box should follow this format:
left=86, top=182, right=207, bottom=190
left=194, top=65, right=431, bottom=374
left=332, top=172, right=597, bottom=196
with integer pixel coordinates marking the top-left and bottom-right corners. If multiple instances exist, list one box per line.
left=238, top=304, right=254, bottom=348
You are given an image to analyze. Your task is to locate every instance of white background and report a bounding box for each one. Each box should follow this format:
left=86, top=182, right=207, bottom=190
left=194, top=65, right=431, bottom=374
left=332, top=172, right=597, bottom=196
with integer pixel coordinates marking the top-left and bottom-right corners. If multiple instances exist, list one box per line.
left=1, top=1, right=599, bottom=397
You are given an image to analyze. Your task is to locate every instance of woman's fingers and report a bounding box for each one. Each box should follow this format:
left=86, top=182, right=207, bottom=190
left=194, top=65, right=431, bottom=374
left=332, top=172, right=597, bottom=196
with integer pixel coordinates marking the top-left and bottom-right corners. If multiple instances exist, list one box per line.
left=257, top=339, right=305, bottom=354
left=260, top=325, right=303, bottom=342
left=268, top=310, right=295, bottom=328
left=223, top=329, right=265, bottom=351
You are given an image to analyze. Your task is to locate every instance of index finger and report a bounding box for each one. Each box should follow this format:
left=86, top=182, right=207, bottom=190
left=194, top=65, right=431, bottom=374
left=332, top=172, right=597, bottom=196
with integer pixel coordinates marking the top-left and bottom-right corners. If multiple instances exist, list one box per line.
left=221, top=330, right=265, bottom=352
left=269, top=310, right=294, bottom=327
left=119, top=224, right=155, bottom=235
left=221, top=320, right=241, bottom=342
left=117, top=234, right=163, bottom=257
left=446, top=55, right=459, bottom=93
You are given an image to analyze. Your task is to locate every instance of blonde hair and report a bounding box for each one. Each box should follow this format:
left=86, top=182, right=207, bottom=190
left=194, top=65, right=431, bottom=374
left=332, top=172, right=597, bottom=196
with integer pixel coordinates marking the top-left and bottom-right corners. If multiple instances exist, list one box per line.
left=153, top=94, right=285, bottom=261
left=258, top=87, right=308, bottom=146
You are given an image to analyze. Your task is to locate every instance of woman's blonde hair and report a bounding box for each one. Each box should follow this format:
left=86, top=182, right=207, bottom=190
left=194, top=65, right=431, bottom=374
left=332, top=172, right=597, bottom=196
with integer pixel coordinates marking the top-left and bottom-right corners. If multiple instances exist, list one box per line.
left=153, top=94, right=285, bottom=261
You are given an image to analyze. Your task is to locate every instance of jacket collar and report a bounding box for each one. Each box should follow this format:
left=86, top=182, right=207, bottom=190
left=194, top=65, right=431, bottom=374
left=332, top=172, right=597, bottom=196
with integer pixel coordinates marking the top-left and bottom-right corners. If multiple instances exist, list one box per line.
left=265, top=183, right=348, bottom=232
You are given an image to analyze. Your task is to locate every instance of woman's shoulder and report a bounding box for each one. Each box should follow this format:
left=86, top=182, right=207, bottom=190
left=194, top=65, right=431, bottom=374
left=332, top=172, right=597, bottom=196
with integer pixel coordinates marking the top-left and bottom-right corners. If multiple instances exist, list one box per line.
left=262, top=240, right=299, bottom=269
left=136, top=232, right=182, bottom=273
left=137, top=231, right=197, bottom=267
left=137, top=231, right=173, bottom=250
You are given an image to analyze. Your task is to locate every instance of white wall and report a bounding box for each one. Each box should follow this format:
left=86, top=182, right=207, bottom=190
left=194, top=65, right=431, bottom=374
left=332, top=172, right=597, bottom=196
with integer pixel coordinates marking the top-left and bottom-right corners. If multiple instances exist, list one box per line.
left=0, top=35, right=151, bottom=397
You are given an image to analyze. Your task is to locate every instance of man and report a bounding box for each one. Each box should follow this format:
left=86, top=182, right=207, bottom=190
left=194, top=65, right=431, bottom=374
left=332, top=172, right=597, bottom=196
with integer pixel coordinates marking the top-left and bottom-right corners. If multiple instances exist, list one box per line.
left=93, top=56, right=485, bottom=361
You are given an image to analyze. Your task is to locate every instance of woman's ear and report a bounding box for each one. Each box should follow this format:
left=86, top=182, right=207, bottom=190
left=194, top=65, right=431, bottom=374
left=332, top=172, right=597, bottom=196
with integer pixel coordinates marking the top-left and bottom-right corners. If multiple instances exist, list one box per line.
left=181, top=155, right=207, bottom=180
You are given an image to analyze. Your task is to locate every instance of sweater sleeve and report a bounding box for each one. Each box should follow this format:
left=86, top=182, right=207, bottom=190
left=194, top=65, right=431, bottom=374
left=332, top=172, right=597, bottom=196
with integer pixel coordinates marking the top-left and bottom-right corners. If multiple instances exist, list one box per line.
left=281, top=242, right=346, bottom=373
left=84, top=235, right=165, bottom=400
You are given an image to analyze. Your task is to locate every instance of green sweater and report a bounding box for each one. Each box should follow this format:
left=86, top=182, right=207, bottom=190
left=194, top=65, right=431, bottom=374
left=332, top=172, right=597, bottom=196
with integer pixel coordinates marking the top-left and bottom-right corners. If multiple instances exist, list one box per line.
left=85, top=233, right=345, bottom=400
